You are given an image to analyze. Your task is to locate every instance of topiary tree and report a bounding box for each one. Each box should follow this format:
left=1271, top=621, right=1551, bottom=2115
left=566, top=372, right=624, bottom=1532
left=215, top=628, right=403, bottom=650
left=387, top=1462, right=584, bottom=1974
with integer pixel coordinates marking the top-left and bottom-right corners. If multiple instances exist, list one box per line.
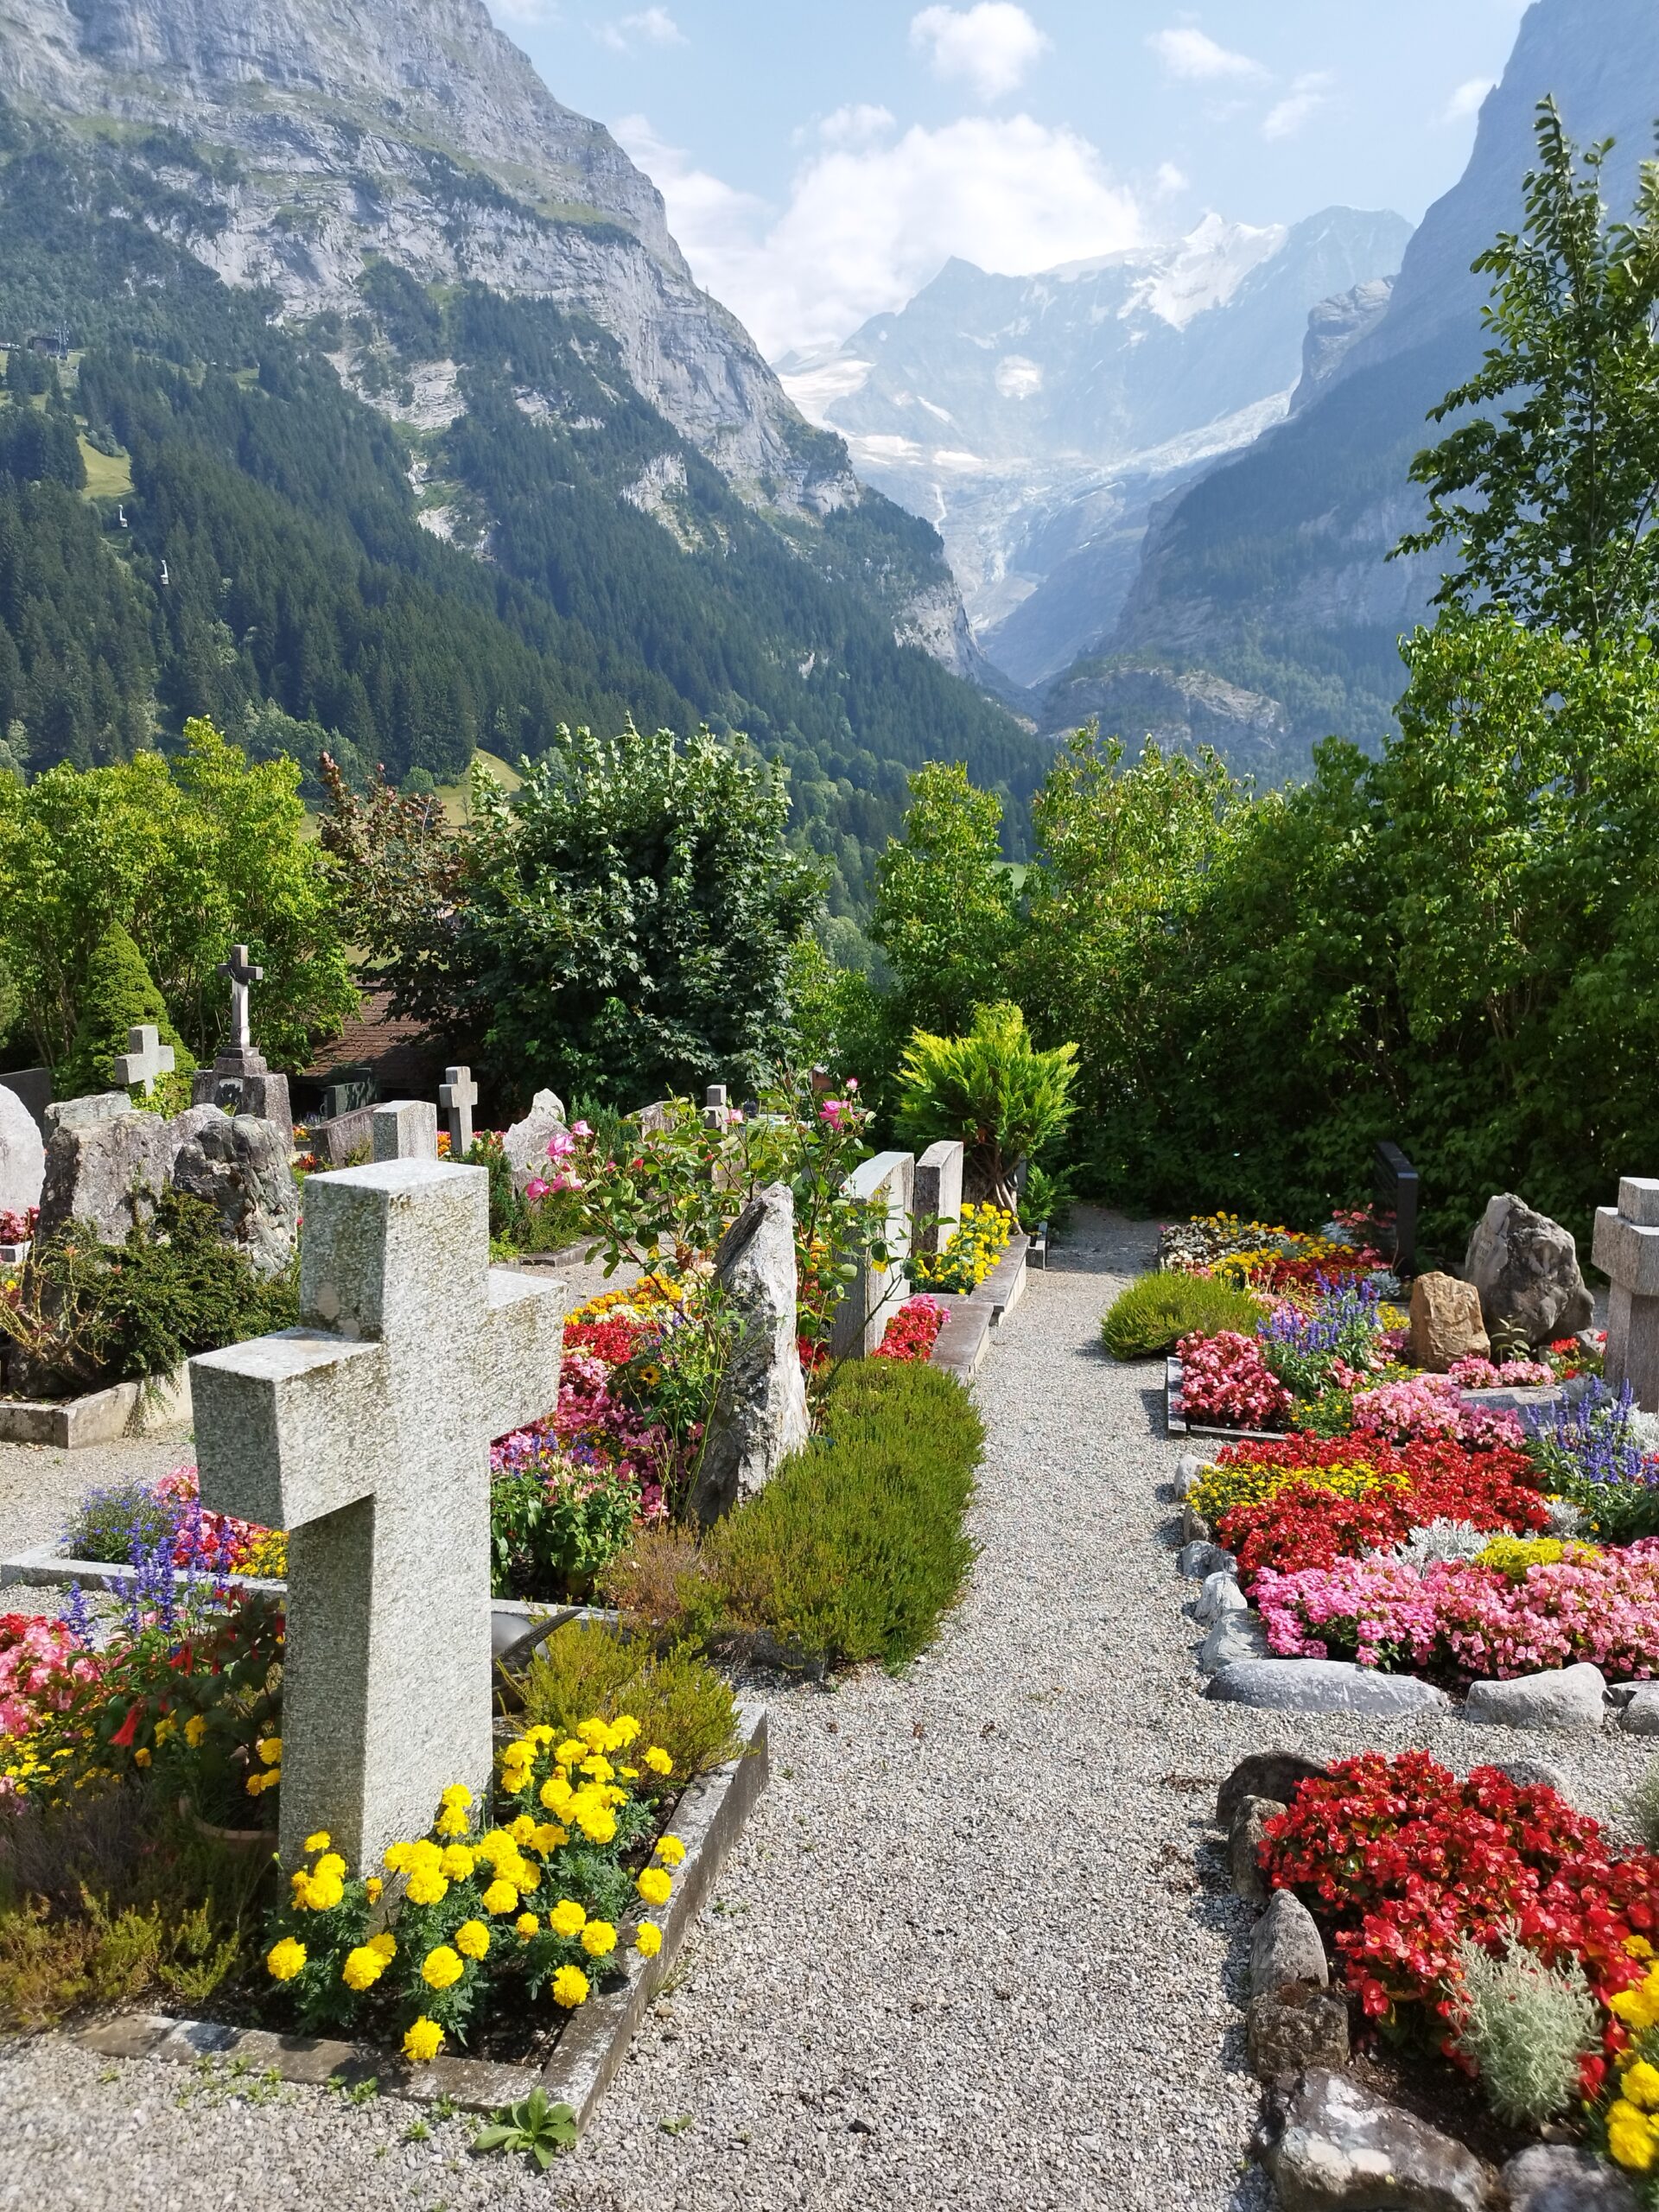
left=893, top=1001, right=1077, bottom=1213
left=58, top=921, right=195, bottom=1102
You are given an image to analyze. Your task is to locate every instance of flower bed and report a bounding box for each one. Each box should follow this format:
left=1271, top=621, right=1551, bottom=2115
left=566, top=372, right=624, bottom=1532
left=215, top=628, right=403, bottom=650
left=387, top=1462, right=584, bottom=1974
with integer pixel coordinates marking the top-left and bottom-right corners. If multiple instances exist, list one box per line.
left=909, top=1204, right=1020, bottom=1295
left=874, top=1296, right=946, bottom=1363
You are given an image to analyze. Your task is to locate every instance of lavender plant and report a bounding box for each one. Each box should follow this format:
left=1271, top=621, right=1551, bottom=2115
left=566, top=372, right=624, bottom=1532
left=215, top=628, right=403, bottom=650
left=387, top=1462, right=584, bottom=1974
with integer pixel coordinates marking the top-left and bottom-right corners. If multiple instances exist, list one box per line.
left=1260, top=1275, right=1384, bottom=1401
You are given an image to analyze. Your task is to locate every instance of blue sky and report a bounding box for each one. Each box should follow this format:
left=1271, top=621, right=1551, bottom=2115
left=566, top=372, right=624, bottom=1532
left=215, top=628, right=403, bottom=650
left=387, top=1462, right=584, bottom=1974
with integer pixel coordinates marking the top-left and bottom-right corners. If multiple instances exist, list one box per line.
left=484, top=1, right=1532, bottom=357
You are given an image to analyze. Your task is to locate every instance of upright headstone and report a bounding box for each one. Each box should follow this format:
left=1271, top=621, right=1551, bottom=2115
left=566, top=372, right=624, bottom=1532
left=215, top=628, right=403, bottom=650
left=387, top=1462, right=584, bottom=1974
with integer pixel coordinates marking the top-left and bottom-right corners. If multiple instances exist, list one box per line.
left=0, top=1082, right=45, bottom=1221
left=912, top=1139, right=964, bottom=1257
left=439, top=1065, right=478, bottom=1158
left=689, top=1183, right=811, bottom=1525
left=703, top=1084, right=735, bottom=1130
left=189, top=1160, right=567, bottom=1870
left=171, top=1110, right=301, bottom=1276
left=0, top=1068, right=53, bottom=1138
left=1595, top=1179, right=1659, bottom=1411
left=112, top=1024, right=175, bottom=1095
left=503, top=1089, right=567, bottom=1193
left=372, top=1100, right=438, bottom=1162
left=831, top=1150, right=916, bottom=1358
left=309, top=1104, right=378, bottom=1170
left=190, top=944, right=291, bottom=1135
left=316, top=1076, right=377, bottom=1123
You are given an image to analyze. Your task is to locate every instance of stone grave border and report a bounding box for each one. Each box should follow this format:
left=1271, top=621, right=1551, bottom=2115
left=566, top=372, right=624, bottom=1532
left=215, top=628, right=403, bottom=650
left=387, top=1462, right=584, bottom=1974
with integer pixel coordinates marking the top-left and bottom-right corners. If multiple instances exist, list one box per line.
left=0, top=1237, right=29, bottom=1267
left=0, top=1365, right=190, bottom=1450
left=1164, top=1353, right=1283, bottom=1442
left=925, top=1232, right=1037, bottom=1380
left=77, top=1702, right=770, bottom=2129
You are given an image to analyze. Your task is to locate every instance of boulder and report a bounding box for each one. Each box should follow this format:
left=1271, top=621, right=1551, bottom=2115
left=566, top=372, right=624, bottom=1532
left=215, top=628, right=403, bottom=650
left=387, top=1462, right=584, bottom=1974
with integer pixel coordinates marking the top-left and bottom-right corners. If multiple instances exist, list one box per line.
left=1617, top=1684, right=1659, bottom=1736
left=502, top=1088, right=568, bottom=1194
left=1465, top=1193, right=1594, bottom=1349
left=1251, top=1889, right=1328, bottom=1993
left=43, top=1090, right=132, bottom=1137
left=1462, top=1662, right=1605, bottom=1732
left=1500, top=2145, right=1640, bottom=2211
left=1198, top=1610, right=1271, bottom=1676
left=1209, top=1659, right=1452, bottom=1716
left=169, top=1110, right=301, bottom=1277
left=1264, top=2069, right=1492, bottom=2212
left=1218, top=1750, right=1331, bottom=1827
left=1488, top=1756, right=1571, bottom=1794
left=1179, top=1539, right=1236, bottom=1580
left=1409, top=1273, right=1490, bottom=1371
left=0, top=1081, right=45, bottom=1219
left=1247, top=1983, right=1349, bottom=2082
left=1173, top=1451, right=1207, bottom=1498
left=1195, top=1570, right=1246, bottom=1624
left=35, top=1106, right=175, bottom=1246
left=1229, top=1793, right=1285, bottom=1902
left=1180, top=1501, right=1213, bottom=1543
left=685, top=1184, right=811, bottom=1526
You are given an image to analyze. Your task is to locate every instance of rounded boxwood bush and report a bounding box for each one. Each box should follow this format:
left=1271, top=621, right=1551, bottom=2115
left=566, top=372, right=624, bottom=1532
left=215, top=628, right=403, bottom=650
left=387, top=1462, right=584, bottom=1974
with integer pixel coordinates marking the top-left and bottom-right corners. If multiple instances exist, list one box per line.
left=1101, top=1270, right=1261, bottom=1361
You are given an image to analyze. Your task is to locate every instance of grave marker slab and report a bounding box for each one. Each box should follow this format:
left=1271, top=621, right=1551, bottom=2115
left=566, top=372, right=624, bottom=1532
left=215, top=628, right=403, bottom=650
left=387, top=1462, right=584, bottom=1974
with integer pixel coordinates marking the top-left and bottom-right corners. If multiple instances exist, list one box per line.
left=832, top=1150, right=915, bottom=1357
left=1374, top=1141, right=1420, bottom=1273
left=0, top=1067, right=54, bottom=1136
left=190, top=1160, right=567, bottom=1870
left=113, top=1023, right=175, bottom=1095
left=372, top=1100, right=438, bottom=1161
left=913, top=1140, right=964, bottom=1257
left=439, top=1066, right=478, bottom=1157
left=1595, top=1177, right=1659, bottom=1411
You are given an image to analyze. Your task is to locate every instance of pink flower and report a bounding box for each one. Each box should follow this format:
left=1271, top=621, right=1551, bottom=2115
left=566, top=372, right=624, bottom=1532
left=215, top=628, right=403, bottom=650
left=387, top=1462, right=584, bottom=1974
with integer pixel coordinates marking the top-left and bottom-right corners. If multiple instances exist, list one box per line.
left=819, top=1100, right=849, bottom=1128
left=524, top=1177, right=550, bottom=1202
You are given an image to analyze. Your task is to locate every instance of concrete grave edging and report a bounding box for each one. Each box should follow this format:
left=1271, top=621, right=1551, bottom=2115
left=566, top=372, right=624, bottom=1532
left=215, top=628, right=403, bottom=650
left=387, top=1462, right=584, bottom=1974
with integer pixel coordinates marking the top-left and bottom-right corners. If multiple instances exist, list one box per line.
left=76, top=1702, right=770, bottom=2131
left=0, top=1366, right=191, bottom=1449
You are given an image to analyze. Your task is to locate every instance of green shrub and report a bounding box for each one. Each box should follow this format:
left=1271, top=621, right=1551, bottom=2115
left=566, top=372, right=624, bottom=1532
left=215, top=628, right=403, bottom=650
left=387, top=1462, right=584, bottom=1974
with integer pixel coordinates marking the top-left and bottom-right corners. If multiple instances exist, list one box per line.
left=894, top=1002, right=1077, bottom=1214
left=707, top=1359, right=982, bottom=1671
left=1100, top=1270, right=1262, bottom=1360
left=509, top=1624, right=743, bottom=1783
left=1452, top=1931, right=1599, bottom=2126
left=57, top=920, right=194, bottom=1100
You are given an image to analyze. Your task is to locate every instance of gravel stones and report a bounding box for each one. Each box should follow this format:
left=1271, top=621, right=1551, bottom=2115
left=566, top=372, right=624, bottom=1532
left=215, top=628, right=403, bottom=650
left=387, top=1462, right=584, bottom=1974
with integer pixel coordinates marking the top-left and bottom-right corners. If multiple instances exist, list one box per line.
left=1462, top=1662, right=1605, bottom=1732
left=1209, top=1659, right=1453, bottom=1715
left=1251, top=1890, right=1328, bottom=1993
left=1501, top=2145, right=1641, bottom=2211
left=1465, top=1192, right=1594, bottom=1347
left=1229, top=1794, right=1284, bottom=1902
left=1247, top=1984, right=1349, bottom=2082
left=1264, top=2069, right=1492, bottom=2212
left=1198, top=1610, right=1270, bottom=1675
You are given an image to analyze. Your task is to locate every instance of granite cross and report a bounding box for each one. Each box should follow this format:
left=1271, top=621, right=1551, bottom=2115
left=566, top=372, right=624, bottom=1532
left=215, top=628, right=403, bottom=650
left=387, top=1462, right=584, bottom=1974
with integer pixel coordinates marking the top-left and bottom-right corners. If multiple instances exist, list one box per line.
left=112, top=1023, right=175, bottom=1094
left=218, top=944, right=264, bottom=1052
left=1593, top=1177, right=1659, bottom=1411
left=439, top=1066, right=478, bottom=1158
left=189, top=1160, right=567, bottom=1870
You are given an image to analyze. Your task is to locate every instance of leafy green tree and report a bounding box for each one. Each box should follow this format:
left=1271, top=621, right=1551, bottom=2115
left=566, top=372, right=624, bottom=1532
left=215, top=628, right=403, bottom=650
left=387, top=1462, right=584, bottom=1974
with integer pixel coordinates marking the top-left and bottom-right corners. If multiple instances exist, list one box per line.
left=894, top=1002, right=1077, bottom=1212
left=873, top=764, right=1019, bottom=1036
left=1398, top=101, right=1659, bottom=652
left=58, top=920, right=194, bottom=1098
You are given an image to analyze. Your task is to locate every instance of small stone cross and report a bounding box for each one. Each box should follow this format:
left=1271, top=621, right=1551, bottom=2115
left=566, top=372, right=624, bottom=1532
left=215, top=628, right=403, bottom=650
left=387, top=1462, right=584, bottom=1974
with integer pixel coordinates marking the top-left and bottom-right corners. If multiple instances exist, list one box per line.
left=1594, top=1177, right=1659, bottom=1410
left=218, top=944, right=264, bottom=1052
left=439, top=1066, right=478, bottom=1157
left=189, top=1161, right=567, bottom=1869
left=113, top=1023, right=175, bottom=1094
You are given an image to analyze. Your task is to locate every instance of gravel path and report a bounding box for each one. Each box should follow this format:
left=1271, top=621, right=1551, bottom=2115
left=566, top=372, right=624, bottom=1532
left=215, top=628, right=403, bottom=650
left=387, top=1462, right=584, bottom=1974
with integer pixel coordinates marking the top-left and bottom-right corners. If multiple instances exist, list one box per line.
left=3, top=1208, right=1657, bottom=2211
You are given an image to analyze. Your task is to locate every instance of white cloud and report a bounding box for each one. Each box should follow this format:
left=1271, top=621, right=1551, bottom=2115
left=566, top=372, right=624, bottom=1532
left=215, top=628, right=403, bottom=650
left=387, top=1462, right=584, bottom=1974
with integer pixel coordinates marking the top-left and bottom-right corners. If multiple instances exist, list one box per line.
left=488, top=0, right=557, bottom=23
left=617, top=110, right=1145, bottom=358
left=598, top=7, right=686, bottom=53
left=817, top=104, right=898, bottom=149
left=1262, top=70, right=1334, bottom=141
left=909, top=4, right=1050, bottom=102
left=1154, top=160, right=1189, bottom=194
left=1146, top=27, right=1264, bottom=82
left=1441, top=76, right=1495, bottom=124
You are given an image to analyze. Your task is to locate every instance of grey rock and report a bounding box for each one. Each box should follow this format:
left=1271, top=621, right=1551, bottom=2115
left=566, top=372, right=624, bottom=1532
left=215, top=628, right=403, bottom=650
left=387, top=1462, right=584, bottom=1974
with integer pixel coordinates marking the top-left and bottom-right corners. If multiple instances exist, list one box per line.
left=1247, top=1983, right=1349, bottom=2082
left=1462, top=1662, right=1605, bottom=1732
left=502, top=1091, right=568, bottom=1194
left=1218, top=1750, right=1331, bottom=1827
left=43, top=1090, right=133, bottom=1137
left=1465, top=1192, right=1594, bottom=1348
left=35, top=1106, right=175, bottom=1246
left=1501, top=2145, right=1640, bottom=2211
left=0, top=1066, right=52, bottom=1136
left=169, top=1110, right=301, bottom=1277
left=1486, top=1757, right=1570, bottom=1794
left=1198, top=1610, right=1271, bottom=1677
left=1618, top=1683, right=1659, bottom=1735
left=1264, top=2068, right=1492, bottom=2212
left=1173, top=1451, right=1206, bottom=1498
left=1179, top=1539, right=1235, bottom=1580
left=687, top=1184, right=811, bottom=1526
left=1180, top=1501, right=1213, bottom=1543
left=1229, top=1794, right=1285, bottom=1902
left=0, top=1079, right=45, bottom=1218
left=1209, top=1659, right=1452, bottom=1715
left=1251, top=1890, right=1328, bottom=1994
left=1194, top=1570, right=1246, bottom=1624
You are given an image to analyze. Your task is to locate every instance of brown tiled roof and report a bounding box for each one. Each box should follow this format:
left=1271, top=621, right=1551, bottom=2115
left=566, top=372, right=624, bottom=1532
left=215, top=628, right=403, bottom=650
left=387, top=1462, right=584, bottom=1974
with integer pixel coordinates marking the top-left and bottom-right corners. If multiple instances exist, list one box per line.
left=302, top=991, right=454, bottom=1095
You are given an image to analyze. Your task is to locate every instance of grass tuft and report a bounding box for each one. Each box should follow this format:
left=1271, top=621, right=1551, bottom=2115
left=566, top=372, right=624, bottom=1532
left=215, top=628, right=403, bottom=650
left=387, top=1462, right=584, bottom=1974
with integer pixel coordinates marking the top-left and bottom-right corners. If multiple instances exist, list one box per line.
left=1100, top=1270, right=1261, bottom=1361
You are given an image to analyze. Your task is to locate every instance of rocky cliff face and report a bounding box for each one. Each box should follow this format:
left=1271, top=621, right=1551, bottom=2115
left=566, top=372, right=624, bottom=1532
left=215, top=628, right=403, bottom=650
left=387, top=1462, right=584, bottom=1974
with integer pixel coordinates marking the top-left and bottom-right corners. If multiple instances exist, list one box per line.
left=0, top=0, right=852, bottom=514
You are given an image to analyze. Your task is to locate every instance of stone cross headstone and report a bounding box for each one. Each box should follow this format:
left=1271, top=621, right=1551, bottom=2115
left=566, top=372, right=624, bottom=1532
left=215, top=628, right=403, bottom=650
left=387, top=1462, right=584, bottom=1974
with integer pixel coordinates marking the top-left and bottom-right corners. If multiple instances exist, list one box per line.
left=113, top=1023, right=175, bottom=1094
left=372, top=1100, right=438, bottom=1161
left=1594, top=1178, right=1659, bottom=1410
left=189, top=1160, right=567, bottom=1870
left=220, top=944, right=263, bottom=1052
left=439, top=1066, right=478, bottom=1158
left=912, top=1139, right=964, bottom=1257
left=831, top=1149, right=916, bottom=1357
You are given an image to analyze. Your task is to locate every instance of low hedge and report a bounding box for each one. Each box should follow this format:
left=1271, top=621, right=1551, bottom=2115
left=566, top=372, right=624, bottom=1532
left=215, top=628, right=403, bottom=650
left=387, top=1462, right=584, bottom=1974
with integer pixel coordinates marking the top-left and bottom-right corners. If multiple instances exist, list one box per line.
left=1100, top=1269, right=1261, bottom=1361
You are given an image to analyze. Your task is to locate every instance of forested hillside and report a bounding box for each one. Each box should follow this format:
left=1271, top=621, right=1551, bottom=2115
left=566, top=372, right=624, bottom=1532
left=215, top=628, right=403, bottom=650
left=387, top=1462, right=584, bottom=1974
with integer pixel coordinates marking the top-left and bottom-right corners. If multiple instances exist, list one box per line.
left=0, top=108, right=1040, bottom=912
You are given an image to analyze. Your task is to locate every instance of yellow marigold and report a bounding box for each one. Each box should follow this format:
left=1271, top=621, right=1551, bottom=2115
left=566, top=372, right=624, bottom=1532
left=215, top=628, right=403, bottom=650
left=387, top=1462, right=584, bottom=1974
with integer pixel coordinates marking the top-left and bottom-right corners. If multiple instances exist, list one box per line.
left=633, top=1922, right=663, bottom=1960
left=550, top=1965, right=589, bottom=2009
left=257, top=1736, right=283, bottom=1767
left=1627, top=2061, right=1659, bottom=2113
left=549, top=1898, right=587, bottom=1939
left=304, top=1830, right=332, bottom=1853
left=528, top=1725, right=555, bottom=1747
left=533, top=1823, right=568, bottom=1855
left=643, top=1746, right=673, bottom=1777
left=403, top=2017, right=444, bottom=2064
left=1613, top=1976, right=1659, bottom=2034
left=341, top=1945, right=387, bottom=1992
left=636, top=1867, right=673, bottom=1907
left=655, top=1836, right=687, bottom=1867
left=609, top=1715, right=641, bottom=1749
left=421, top=1945, right=464, bottom=1992
left=299, top=1871, right=345, bottom=1911
left=516, top=1913, right=540, bottom=1940
left=266, top=1937, right=307, bottom=1981
left=509, top=1814, right=537, bottom=1845
left=314, top=1853, right=346, bottom=1882
left=1628, top=1936, right=1656, bottom=1961
left=575, top=1803, right=617, bottom=1846
left=580, top=1755, right=615, bottom=1783
left=383, top=1841, right=413, bottom=1873
left=405, top=1867, right=449, bottom=1907
left=365, top=1877, right=383, bottom=1904
left=185, top=1714, right=207, bottom=1750
left=482, top=1878, right=519, bottom=1916
left=433, top=1802, right=470, bottom=1838
left=1608, top=2104, right=1659, bottom=2172
left=245, top=1769, right=275, bottom=1796
left=369, top=1930, right=397, bottom=1961
left=556, top=1738, right=587, bottom=1767
left=581, top=1920, right=617, bottom=1958
left=540, top=1777, right=575, bottom=1815
left=408, top=1839, right=442, bottom=1869
left=440, top=1844, right=476, bottom=1880
left=454, top=1919, right=490, bottom=1961
left=441, top=1783, right=474, bottom=1810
